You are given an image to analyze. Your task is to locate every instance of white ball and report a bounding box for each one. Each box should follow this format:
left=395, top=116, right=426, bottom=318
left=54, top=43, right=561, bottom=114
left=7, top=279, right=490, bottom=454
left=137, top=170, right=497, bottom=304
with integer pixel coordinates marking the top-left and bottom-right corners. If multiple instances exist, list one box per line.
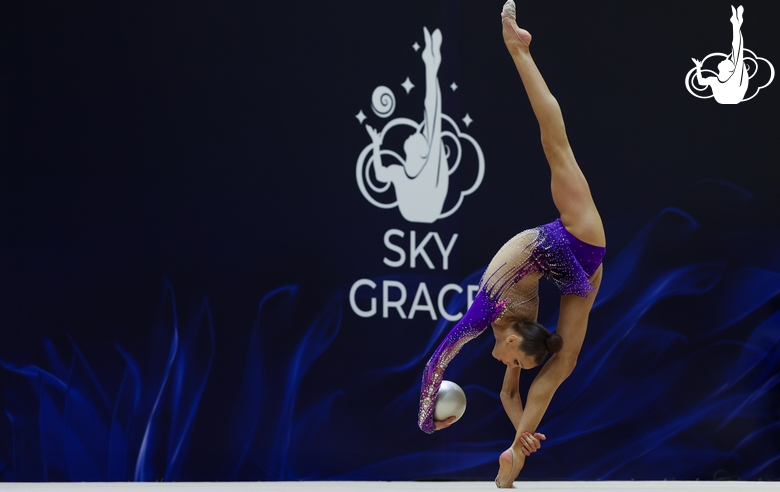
left=433, top=380, right=467, bottom=422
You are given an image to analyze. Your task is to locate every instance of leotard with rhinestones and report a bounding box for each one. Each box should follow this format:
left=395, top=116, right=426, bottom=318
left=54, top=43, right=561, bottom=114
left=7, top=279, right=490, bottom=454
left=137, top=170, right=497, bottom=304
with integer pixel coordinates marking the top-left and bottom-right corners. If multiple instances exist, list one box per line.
left=418, top=219, right=605, bottom=433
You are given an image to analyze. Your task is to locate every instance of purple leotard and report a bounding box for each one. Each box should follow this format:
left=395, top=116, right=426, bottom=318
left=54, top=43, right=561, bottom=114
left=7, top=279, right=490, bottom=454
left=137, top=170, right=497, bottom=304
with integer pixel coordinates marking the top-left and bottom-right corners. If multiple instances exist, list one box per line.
left=418, top=218, right=605, bottom=433
left=558, top=219, right=605, bottom=278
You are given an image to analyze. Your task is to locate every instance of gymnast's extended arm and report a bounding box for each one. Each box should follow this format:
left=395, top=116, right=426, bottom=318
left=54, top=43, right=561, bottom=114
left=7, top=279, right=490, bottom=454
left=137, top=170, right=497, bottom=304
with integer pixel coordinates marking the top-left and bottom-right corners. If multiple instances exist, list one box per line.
left=418, top=289, right=502, bottom=433
left=692, top=58, right=711, bottom=87
left=364, top=125, right=394, bottom=184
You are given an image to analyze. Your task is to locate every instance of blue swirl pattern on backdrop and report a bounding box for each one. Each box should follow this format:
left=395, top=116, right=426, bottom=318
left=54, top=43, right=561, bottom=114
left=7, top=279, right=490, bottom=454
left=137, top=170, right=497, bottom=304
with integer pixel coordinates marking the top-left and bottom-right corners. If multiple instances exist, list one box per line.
left=1, top=281, right=215, bottom=481
left=1, top=182, right=778, bottom=481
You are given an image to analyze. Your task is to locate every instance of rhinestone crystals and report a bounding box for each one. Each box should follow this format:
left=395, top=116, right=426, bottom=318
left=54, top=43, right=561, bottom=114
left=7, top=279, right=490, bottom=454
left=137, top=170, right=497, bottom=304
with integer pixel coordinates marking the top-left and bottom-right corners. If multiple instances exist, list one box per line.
left=418, top=219, right=604, bottom=433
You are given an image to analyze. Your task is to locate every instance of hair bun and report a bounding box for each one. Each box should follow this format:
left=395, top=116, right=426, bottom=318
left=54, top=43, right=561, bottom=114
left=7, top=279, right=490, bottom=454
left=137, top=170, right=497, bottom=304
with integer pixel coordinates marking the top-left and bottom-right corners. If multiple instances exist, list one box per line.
left=546, top=332, right=563, bottom=354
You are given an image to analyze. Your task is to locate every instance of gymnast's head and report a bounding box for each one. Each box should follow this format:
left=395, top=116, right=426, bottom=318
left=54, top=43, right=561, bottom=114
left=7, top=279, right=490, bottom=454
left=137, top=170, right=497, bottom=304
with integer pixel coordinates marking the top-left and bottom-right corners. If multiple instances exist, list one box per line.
left=402, top=131, right=428, bottom=177
left=492, top=321, right=563, bottom=368
left=717, top=58, right=736, bottom=81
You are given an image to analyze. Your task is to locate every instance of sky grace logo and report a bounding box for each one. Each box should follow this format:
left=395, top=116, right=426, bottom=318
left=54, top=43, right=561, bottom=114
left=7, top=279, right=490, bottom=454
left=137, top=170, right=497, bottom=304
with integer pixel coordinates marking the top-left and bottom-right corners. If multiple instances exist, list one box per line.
left=349, top=27, right=484, bottom=321
left=354, top=27, right=485, bottom=224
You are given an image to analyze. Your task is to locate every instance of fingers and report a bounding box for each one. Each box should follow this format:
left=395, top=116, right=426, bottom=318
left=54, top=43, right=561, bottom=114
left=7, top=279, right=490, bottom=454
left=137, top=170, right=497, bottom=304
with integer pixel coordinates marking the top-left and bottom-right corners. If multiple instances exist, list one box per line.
left=519, top=432, right=544, bottom=456
left=433, top=416, right=457, bottom=431
left=519, top=433, right=534, bottom=456
left=523, top=432, right=540, bottom=448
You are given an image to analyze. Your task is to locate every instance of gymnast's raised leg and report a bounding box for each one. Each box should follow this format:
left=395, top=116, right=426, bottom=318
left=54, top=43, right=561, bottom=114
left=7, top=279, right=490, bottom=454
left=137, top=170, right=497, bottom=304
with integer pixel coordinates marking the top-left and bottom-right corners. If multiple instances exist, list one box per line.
left=495, top=0, right=605, bottom=487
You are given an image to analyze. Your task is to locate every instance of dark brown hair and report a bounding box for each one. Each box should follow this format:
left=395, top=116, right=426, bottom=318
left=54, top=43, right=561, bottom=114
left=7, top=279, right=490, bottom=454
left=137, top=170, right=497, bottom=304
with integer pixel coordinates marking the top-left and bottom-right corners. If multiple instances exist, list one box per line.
left=511, top=320, right=564, bottom=365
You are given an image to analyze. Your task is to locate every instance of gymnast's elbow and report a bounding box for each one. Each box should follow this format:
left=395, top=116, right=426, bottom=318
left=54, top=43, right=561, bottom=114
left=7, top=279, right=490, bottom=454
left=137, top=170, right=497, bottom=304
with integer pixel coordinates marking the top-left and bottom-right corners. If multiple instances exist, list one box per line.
left=554, top=352, right=579, bottom=381
left=500, top=389, right=520, bottom=404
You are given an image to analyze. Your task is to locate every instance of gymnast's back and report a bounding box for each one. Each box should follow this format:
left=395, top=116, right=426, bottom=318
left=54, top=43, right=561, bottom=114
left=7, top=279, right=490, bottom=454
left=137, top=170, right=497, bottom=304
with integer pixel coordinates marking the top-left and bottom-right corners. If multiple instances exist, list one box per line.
left=480, top=228, right=543, bottom=324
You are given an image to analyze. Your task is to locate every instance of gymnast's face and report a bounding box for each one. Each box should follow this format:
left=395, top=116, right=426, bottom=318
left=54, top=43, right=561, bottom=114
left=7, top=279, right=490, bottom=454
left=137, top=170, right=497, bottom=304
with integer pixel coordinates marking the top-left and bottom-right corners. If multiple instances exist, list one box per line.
left=492, top=333, right=538, bottom=369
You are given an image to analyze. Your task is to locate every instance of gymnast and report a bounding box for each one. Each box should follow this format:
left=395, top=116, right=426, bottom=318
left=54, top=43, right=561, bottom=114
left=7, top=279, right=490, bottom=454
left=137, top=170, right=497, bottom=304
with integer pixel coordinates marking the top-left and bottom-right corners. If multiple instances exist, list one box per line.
left=417, top=1, right=606, bottom=487
left=691, top=5, right=748, bottom=104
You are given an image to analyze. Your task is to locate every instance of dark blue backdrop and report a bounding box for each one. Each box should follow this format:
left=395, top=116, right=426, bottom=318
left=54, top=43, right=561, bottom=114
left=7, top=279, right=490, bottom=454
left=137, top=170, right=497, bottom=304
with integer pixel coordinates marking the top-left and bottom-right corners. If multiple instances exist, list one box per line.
left=1, top=0, right=779, bottom=482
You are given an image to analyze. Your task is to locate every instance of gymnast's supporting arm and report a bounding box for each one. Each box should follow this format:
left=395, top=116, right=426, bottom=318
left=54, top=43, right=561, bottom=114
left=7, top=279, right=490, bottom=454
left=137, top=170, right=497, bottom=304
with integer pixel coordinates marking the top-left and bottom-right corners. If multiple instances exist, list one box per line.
left=511, top=346, right=577, bottom=442
left=500, top=366, right=523, bottom=429
left=501, top=268, right=603, bottom=484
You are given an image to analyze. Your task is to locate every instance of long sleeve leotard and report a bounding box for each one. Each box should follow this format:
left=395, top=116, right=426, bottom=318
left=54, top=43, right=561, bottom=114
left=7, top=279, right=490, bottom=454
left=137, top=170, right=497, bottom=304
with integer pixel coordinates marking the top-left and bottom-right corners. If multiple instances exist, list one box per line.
left=418, top=219, right=600, bottom=433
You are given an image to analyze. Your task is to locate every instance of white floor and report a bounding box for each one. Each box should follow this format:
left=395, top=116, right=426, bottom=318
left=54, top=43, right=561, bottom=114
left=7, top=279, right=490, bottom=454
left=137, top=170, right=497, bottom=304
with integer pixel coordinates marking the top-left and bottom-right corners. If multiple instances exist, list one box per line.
left=1, top=482, right=777, bottom=492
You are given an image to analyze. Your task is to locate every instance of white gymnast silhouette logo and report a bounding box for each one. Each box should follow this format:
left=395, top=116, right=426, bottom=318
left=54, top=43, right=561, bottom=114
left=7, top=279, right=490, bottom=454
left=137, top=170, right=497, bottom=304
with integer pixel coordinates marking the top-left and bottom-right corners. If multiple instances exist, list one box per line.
left=355, top=27, right=485, bottom=224
left=685, top=5, right=774, bottom=104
